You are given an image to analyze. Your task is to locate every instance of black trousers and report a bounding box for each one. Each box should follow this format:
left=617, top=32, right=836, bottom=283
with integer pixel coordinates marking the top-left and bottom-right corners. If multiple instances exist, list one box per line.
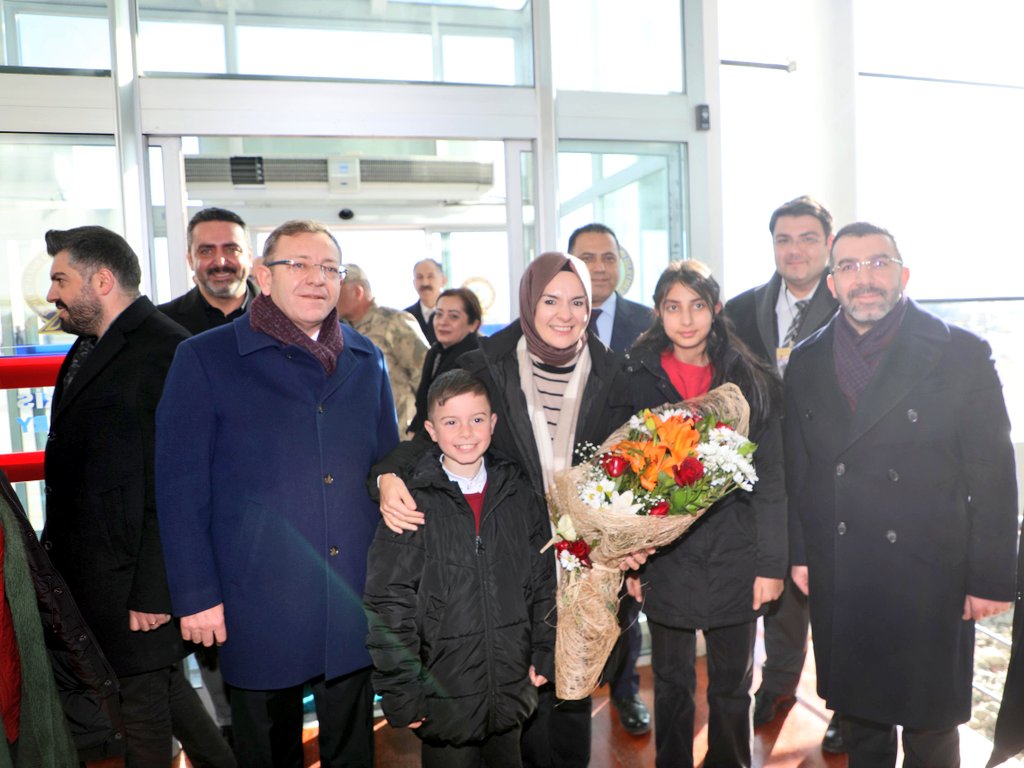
left=421, top=725, right=523, bottom=768
left=520, top=687, right=591, bottom=768
left=649, top=619, right=756, bottom=768
left=609, top=595, right=643, bottom=701
left=842, top=715, right=960, bottom=768
left=230, top=667, right=373, bottom=768
left=120, top=663, right=228, bottom=768
left=759, top=574, right=809, bottom=696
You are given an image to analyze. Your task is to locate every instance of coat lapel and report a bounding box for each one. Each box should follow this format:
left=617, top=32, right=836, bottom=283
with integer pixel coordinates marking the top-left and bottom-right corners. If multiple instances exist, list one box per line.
left=844, top=302, right=947, bottom=450
left=753, top=276, right=780, bottom=359
left=798, top=277, right=839, bottom=343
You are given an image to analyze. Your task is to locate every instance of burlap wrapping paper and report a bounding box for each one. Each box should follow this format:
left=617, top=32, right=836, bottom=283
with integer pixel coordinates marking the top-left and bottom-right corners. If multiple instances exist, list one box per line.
left=547, top=383, right=751, bottom=699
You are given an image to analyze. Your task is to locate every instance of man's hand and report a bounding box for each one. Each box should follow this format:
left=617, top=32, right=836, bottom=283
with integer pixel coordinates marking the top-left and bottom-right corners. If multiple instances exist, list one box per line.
left=129, top=610, right=171, bottom=632
left=181, top=603, right=227, bottom=647
left=379, top=473, right=425, bottom=533
left=625, top=574, right=643, bottom=603
left=791, top=565, right=810, bottom=596
left=963, top=595, right=1012, bottom=621
left=753, top=577, right=784, bottom=610
left=619, top=548, right=656, bottom=571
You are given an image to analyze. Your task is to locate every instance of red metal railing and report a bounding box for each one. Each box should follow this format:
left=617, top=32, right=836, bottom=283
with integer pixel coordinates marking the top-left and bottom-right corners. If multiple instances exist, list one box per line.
left=0, top=354, right=64, bottom=482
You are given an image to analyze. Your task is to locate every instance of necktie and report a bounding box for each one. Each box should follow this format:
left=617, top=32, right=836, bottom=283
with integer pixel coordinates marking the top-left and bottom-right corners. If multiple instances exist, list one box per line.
left=588, top=308, right=603, bottom=340
left=782, top=300, right=809, bottom=347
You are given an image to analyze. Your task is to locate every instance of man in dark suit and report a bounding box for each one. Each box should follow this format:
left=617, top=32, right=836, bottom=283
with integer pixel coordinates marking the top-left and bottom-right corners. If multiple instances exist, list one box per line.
left=158, top=207, right=257, bottom=335
left=404, top=257, right=446, bottom=345
left=722, top=195, right=844, bottom=752
left=785, top=222, right=1017, bottom=768
left=568, top=222, right=653, bottom=736
left=41, top=226, right=231, bottom=767
left=568, top=223, right=651, bottom=354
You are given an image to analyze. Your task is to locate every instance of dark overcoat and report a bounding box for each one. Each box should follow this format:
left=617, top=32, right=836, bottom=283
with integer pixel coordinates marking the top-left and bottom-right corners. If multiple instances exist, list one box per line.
left=157, top=281, right=257, bottom=336
left=41, top=297, right=188, bottom=677
left=622, top=347, right=787, bottom=630
left=608, top=293, right=653, bottom=355
left=723, top=272, right=837, bottom=365
left=155, top=317, right=399, bottom=690
left=784, top=300, right=1018, bottom=729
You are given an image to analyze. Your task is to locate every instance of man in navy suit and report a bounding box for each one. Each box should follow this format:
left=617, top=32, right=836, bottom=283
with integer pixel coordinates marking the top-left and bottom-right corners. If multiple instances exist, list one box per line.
left=403, top=258, right=446, bottom=345
left=569, top=223, right=653, bottom=736
left=568, top=223, right=651, bottom=354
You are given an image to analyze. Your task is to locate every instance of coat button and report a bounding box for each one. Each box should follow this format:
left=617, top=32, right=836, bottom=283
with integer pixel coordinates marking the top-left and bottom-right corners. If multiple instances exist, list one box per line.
left=886, top=530, right=897, bottom=543
left=888, top=469, right=900, bottom=482
left=835, top=463, right=846, bottom=477
left=907, top=409, right=918, bottom=423
left=54, top=587, right=63, bottom=595
left=318, top=404, right=325, bottom=413
left=329, top=545, right=340, bottom=556
left=324, top=474, right=334, bottom=485
left=837, top=522, right=847, bottom=535
left=43, top=540, right=52, bottom=551
left=44, top=485, right=51, bottom=494
left=804, top=409, right=813, bottom=420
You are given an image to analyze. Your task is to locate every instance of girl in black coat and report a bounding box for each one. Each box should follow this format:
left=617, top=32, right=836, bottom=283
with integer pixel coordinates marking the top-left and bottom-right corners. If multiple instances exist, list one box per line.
left=622, top=260, right=787, bottom=768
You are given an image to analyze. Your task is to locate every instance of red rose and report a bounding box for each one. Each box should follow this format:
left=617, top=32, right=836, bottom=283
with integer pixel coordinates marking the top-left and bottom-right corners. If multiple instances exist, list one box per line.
left=649, top=501, right=670, bottom=517
left=601, top=453, right=628, bottom=478
left=673, top=456, right=704, bottom=486
left=715, top=420, right=730, bottom=429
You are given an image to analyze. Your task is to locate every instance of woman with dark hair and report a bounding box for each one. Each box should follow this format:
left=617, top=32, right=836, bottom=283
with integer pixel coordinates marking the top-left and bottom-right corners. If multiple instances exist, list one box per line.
left=622, top=260, right=787, bottom=768
left=374, top=252, right=645, bottom=768
left=406, top=287, right=484, bottom=437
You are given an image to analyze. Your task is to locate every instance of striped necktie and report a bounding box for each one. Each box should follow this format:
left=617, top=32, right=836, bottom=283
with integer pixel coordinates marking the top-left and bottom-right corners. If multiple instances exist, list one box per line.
left=782, top=300, right=809, bottom=347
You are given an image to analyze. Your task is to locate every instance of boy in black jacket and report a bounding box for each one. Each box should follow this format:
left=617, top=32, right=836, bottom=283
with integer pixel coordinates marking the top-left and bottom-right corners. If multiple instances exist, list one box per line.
left=364, top=369, right=555, bottom=768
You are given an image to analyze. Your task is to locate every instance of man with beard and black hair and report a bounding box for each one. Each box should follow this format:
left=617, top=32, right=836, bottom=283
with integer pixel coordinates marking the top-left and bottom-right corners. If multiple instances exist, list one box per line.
left=159, top=208, right=257, bottom=335
left=42, top=226, right=232, bottom=767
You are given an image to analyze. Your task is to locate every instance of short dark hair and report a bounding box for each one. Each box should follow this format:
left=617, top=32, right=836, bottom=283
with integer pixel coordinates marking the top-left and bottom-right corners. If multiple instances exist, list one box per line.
left=436, top=287, right=483, bottom=327
left=768, top=196, right=834, bottom=240
left=567, top=223, right=620, bottom=255
left=427, top=369, right=490, bottom=420
left=45, top=226, right=141, bottom=294
left=186, top=207, right=249, bottom=250
left=263, top=220, right=341, bottom=262
left=829, top=222, right=902, bottom=266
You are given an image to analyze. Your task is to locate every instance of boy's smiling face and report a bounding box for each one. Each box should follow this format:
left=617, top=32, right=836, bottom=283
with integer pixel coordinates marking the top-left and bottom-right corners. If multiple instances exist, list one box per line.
left=425, top=392, right=496, bottom=478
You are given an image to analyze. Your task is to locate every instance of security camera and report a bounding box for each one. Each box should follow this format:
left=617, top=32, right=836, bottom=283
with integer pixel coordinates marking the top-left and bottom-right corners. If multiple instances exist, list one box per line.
left=338, top=209, right=355, bottom=220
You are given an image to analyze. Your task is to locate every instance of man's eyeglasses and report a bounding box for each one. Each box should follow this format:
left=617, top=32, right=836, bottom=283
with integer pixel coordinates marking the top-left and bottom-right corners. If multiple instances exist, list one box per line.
left=832, top=256, right=903, bottom=276
left=264, top=260, right=347, bottom=282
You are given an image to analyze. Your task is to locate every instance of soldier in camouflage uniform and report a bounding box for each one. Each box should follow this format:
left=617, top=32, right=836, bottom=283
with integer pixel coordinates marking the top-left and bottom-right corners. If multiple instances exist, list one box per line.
left=337, top=264, right=428, bottom=436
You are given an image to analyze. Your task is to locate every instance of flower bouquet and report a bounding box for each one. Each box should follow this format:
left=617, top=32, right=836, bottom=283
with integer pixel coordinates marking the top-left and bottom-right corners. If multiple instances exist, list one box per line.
left=544, top=382, right=757, bottom=699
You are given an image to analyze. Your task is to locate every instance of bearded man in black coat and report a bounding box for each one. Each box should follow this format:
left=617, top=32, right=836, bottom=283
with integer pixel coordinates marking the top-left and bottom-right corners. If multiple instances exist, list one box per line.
left=785, top=222, right=1018, bottom=768
left=40, top=226, right=229, bottom=767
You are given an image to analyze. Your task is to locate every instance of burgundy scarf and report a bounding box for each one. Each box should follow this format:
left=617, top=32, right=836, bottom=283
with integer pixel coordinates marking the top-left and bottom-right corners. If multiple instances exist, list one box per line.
left=833, top=297, right=908, bottom=410
left=249, top=293, right=343, bottom=375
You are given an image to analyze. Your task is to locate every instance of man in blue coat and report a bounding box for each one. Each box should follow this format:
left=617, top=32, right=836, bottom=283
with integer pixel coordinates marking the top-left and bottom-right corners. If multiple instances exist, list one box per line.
left=785, top=222, right=1017, bottom=768
left=156, top=220, right=399, bottom=768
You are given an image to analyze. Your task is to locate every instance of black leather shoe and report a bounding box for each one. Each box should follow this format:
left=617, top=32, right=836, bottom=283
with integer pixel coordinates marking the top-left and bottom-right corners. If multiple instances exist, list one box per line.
left=752, top=686, right=796, bottom=727
left=612, top=694, right=651, bottom=735
left=822, top=714, right=847, bottom=754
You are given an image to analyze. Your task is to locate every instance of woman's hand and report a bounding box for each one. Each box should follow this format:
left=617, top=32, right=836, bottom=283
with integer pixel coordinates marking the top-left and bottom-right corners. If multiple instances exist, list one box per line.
left=752, top=576, right=784, bottom=610
left=379, top=473, right=425, bottom=533
left=619, top=547, right=656, bottom=571
left=529, top=665, right=548, bottom=687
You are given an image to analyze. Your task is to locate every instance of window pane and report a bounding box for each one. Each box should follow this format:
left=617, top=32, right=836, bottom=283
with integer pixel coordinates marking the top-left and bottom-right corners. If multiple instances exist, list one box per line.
left=551, top=0, right=683, bottom=94
left=16, top=13, right=110, bottom=70
left=138, top=0, right=533, bottom=85
left=856, top=76, right=1024, bottom=300
left=140, top=21, right=226, bottom=74
left=237, top=26, right=433, bottom=80
left=442, top=36, right=517, bottom=85
left=856, top=0, right=1024, bottom=86
left=558, top=143, right=684, bottom=306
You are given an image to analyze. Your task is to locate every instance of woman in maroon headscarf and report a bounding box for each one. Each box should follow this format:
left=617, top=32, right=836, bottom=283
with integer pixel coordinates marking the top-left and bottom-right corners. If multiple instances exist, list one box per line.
left=374, top=252, right=644, bottom=767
